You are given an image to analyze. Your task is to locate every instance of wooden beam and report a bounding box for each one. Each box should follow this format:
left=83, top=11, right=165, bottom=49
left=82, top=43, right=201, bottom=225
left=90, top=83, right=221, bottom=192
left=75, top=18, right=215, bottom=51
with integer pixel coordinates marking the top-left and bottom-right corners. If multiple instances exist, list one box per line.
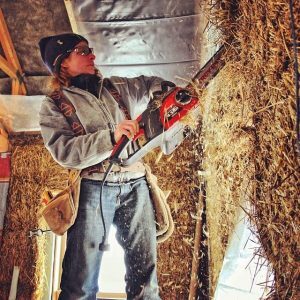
left=0, top=8, right=26, bottom=95
left=0, top=9, right=22, bottom=72
left=11, top=79, right=19, bottom=95
left=64, top=0, right=79, bottom=33
left=0, top=54, right=17, bottom=78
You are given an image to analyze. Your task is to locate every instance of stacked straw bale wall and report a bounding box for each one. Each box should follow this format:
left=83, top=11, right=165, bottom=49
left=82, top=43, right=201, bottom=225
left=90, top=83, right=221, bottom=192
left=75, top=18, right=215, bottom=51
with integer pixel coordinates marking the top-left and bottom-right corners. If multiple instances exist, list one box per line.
left=0, top=135, right=68, bottom=299
left=201, top=0, right=300, bottom=298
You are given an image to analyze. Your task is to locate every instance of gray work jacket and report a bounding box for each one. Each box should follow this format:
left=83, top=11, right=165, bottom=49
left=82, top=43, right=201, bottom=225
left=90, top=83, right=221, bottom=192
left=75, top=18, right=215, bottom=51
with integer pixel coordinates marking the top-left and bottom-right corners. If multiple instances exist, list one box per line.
left=39, top=75, right=164, bottom=172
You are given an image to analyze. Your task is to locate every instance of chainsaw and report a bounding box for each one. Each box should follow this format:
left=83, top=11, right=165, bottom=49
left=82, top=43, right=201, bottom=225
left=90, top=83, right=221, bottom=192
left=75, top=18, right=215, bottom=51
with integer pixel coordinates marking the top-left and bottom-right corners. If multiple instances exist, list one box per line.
left=110, top=45, right=226, bottom=166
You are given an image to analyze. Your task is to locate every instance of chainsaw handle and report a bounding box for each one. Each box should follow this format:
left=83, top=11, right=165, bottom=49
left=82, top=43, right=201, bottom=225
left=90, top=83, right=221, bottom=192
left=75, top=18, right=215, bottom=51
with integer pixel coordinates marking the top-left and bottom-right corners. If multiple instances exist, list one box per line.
left=110, top=135, right=131, bottom=162
left=109, top=115, right=144, bottom=164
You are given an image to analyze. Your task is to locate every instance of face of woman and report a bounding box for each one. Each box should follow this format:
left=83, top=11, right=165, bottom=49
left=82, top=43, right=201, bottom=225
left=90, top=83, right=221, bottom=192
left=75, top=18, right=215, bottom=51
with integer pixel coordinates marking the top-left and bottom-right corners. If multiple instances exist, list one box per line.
left=61, top=41, right=96, bottom=77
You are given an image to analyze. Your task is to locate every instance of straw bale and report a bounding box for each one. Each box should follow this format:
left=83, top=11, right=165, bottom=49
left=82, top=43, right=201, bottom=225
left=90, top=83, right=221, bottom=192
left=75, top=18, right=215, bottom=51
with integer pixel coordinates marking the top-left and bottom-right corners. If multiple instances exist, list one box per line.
left=202, top=63, right=256, bottom=292
left=144, top=126, right=204, bottom=299
left=200, top=0, right=300, bottom=298
left=0, top=135, right=68, bottom=299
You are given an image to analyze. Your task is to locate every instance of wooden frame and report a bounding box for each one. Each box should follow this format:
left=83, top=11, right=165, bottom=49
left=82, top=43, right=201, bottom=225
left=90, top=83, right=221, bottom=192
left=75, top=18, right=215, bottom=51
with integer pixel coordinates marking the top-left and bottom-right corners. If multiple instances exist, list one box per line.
left=0, top=8, right=26, bottom=95
left=64, top=0, right=79, bottom=33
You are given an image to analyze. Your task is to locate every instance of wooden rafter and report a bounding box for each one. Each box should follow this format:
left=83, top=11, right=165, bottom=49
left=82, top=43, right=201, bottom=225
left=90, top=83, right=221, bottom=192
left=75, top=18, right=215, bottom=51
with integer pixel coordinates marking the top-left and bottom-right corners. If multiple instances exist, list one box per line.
left=64, top=0, right=79, bottom=33
left=0, top=8, right=26, bottom=95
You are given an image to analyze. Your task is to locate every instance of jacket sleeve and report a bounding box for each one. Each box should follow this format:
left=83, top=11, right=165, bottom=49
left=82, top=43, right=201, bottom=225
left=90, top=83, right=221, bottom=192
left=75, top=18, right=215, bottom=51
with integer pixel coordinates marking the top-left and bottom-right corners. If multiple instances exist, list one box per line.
left=39, top=97, right=114, bottom=169
left=110, top=75, right=167, bottom=118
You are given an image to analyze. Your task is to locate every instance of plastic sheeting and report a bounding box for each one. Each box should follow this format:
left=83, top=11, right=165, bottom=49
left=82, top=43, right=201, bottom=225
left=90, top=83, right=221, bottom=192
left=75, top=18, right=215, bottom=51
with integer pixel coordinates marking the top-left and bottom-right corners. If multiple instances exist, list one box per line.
left=214, top=206, right=273, bottom=300
left=0, top=95, right=44, bottom=132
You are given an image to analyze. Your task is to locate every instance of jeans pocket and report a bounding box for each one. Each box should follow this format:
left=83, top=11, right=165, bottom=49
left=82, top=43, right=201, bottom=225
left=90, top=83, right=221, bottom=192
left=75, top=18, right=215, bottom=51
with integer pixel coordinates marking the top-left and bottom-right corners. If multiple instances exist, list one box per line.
left=79, top=180, right=100, bottom=210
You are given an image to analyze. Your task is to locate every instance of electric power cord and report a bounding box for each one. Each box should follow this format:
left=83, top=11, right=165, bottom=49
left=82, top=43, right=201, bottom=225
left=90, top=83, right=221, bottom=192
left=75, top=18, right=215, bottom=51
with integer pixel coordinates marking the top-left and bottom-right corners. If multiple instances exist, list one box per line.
left=98, top=161, right=115, bottom=251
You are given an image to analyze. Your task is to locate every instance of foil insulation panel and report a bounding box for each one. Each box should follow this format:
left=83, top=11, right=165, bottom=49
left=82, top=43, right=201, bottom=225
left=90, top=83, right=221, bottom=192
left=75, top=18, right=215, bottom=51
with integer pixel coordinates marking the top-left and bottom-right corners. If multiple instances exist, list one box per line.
left=73, top=0, right=202, bottom=21
left=71, top=0, right=205, bottom=83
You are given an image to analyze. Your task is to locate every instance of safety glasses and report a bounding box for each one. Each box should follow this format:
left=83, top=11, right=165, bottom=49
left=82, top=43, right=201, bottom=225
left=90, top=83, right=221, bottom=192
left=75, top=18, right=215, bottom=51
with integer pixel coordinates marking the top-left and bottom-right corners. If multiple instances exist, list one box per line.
left=72, top=45, right=94, bottom=56
left=64, top=45, right=94, bottom=57
left=52, top=45, right=94, bottom=71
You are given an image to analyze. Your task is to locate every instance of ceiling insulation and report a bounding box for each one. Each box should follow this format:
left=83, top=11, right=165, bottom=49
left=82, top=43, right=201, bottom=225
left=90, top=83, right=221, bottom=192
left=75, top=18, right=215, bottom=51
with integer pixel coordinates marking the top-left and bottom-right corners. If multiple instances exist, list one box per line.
left=67, top=0, right=205, bottom=83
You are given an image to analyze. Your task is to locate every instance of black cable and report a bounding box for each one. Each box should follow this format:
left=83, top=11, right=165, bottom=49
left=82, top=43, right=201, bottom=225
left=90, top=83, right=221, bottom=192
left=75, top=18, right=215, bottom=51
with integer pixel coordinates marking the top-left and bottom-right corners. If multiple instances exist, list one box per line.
left=289, top=0, right=300, bottom=152
left=98, top=161, right=115, bottom=251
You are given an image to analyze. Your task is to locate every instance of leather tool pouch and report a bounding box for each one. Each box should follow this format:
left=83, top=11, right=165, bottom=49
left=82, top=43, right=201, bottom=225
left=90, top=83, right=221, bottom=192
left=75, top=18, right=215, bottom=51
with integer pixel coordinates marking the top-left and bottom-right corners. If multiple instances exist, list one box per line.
left=41, top=170, right=81, bottom=235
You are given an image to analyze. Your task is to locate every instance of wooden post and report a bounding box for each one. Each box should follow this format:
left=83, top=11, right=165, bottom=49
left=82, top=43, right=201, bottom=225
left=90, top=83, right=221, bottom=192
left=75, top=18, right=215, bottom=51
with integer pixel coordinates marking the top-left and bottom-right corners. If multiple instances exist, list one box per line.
left=64, top=0, right=79, bottom=33
left=8, top=266, right=20, bottom=300
left=189, top=182, right=208, bottom=300
left=0, top=8, right=26, bottom=95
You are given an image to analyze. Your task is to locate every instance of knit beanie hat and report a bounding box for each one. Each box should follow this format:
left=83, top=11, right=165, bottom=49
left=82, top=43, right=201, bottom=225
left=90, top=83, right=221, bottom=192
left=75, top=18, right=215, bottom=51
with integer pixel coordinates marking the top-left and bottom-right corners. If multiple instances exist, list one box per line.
left=39, top=33, right=88, bottom=74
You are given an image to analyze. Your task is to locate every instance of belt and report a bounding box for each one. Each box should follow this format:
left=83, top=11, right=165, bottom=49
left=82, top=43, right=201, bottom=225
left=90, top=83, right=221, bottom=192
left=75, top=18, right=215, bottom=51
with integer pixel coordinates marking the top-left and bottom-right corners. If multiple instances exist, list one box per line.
left=83, top=160, right=145, bottom=174
left=83, top=160, right=122, bottom=174
left=83, top=171, right=146, bottom=183
left=81, top=160, right=146, bottom=182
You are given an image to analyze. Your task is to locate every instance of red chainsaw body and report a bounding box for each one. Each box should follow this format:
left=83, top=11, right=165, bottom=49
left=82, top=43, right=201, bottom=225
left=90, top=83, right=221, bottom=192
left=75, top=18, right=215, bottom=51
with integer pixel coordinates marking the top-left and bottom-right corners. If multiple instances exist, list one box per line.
left=160, top=87, right=199, bottom=130
left=110, top=88, right=199, bottom=162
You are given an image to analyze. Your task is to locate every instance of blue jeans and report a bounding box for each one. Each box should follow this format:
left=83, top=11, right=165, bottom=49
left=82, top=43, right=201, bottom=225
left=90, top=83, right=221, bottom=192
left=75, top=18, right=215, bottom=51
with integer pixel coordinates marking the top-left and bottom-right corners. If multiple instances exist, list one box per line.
left=59, top=176, right=160, bottom=300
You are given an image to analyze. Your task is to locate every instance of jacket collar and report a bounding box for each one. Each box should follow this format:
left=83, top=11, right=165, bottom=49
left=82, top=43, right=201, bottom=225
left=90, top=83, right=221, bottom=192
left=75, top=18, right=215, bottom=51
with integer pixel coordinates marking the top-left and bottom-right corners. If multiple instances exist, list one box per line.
left=69, top=74, right=102, bottom=98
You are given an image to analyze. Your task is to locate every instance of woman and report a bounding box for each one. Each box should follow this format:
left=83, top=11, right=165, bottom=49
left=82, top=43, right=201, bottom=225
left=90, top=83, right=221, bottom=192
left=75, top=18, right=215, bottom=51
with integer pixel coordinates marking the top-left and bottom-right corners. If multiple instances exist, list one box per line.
left=38, top=33, right=163, bottom=300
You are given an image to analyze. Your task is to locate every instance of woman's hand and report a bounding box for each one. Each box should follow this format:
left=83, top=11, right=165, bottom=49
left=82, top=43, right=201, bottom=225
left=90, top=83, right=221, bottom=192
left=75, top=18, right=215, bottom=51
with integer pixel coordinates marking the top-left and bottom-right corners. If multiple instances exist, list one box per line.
left=114, top=120, right=139, bottom=143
